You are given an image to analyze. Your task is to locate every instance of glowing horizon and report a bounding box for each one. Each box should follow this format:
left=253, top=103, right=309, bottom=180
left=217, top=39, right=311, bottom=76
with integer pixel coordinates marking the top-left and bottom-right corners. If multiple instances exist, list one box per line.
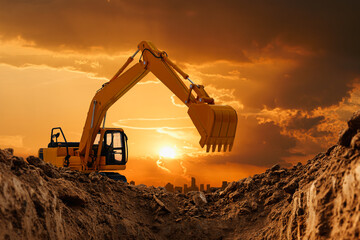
left=1, top=1, right=359, bottom=187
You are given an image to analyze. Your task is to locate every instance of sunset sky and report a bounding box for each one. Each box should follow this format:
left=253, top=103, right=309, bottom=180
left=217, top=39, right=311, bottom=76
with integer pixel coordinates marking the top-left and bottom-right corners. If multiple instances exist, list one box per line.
left=0, top=1, right=360, bottom=187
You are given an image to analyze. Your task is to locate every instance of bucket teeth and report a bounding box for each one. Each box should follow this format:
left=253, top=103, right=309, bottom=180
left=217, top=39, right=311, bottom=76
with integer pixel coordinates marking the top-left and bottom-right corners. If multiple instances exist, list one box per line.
left=204, top=141, right=233, bottom=153
left=212, top=143, right=216, bottom=152
left=203, top=136, right=236, bottom=152
left=206, top=144, right=211, bottom=152
left=188, top=103, right=238, bottom=153
left=201, top=135, right=237, bottom=153
left=206, top=136, right=237, bottom=152
left=218, top=143, right=222, bottom=152
left=229, top=143, right=233, bottom=152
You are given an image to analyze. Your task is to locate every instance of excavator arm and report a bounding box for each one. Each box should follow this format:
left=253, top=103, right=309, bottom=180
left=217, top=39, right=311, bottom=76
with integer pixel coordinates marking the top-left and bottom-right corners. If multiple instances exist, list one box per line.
left=79, top=41, right=237, bottom=166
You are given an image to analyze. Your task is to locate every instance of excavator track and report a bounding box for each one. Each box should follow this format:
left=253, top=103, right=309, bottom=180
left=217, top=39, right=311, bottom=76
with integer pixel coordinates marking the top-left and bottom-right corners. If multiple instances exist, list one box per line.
left=99, top=172, right=127, bottom=182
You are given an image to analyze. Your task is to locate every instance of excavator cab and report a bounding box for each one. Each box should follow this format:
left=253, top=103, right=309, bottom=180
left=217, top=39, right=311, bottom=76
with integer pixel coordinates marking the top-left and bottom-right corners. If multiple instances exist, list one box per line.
left=99, top=129, right=128, bottom=165
left=40, top=127, right=128, bottom=173
left=92, top=128, right=128, bottom=167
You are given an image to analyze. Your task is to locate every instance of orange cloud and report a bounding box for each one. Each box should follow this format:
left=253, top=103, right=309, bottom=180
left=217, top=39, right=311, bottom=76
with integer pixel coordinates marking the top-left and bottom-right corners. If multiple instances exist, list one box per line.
left=1, top=1, right=360, bottom=186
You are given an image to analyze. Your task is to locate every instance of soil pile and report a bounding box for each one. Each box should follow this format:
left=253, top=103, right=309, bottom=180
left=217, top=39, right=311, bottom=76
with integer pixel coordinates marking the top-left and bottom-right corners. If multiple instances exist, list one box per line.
left=1, top=112, right=360, bottom=239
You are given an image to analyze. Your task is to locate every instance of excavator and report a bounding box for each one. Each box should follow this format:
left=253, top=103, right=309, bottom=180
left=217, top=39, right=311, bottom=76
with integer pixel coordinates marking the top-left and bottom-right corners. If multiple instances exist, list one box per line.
left=38, top=41, right=238, bottom=180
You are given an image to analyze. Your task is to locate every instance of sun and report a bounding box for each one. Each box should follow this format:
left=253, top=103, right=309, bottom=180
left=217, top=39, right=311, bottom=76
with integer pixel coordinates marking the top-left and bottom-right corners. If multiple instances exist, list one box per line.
left=159, top=146, right=176, bottom=159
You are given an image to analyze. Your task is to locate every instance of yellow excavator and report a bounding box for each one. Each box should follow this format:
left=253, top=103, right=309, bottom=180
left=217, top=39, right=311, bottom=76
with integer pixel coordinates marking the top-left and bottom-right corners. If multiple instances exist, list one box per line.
left=38, top=41, right=238, bottom=180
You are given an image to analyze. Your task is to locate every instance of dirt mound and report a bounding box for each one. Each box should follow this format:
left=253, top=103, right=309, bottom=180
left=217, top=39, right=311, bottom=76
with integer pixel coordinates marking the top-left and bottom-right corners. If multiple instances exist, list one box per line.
left=1, top=112, right=360, bottom=239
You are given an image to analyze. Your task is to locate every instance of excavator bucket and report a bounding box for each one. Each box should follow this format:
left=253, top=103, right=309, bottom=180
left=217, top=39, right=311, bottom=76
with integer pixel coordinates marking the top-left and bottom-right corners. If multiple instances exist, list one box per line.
left=188, top=104, right=237, bottom=152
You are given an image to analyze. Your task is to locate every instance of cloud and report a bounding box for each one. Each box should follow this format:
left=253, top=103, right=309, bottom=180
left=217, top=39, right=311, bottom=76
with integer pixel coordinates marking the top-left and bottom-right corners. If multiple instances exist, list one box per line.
left=156, top=159, right=171, bottom=173
left=189, top=54, right=359, bottom=112
left=112, top=124, right=194, bottom=131
left=0, top=1, right=359, bottom=61
left=115, top=117, right=189, bottom=122
left=0, top=135, right=24, bottom=148
left=286, top=112, right=325, bottom=131
left=1, top=0, right=360, bottom=178
left=281, top=111, right=332, bottom=141
left=0, top=39, right=130, bottom=78
left=138, top=80, right=161, bottom=85
left=112, top=117, right=195, bottom=132
left=202, top=116, right=298, bottom=167
left=156, top=128, right=198, bottom=142
left=170, top=94, right=186, bottom=108
left=1, top=1, right=359, bottom=112
left=112, top=117, right=198, bottom=143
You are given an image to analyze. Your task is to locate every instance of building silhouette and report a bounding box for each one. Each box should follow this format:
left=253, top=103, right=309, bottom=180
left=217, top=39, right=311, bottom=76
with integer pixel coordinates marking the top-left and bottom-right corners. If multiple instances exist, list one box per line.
left=188, top=177, right=199, bottom=192
left=163, top=177, right=226, bottom=194
left=165, top=182, right=174, bottom=192
left=221, top=181, right=228, bottom=190
left=174, top=186, right=182, bottom=193
left=184, top=184, right=188, bottom=194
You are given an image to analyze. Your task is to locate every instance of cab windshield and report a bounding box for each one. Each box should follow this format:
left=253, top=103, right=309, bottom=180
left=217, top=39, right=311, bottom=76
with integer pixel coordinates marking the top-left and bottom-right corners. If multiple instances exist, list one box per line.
left=103, top=130, right=128, bottom=164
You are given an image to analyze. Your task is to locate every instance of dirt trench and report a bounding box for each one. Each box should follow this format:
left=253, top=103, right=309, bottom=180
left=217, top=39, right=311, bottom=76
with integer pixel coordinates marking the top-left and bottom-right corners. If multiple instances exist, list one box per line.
left=1, top=112, right=360, bottom=239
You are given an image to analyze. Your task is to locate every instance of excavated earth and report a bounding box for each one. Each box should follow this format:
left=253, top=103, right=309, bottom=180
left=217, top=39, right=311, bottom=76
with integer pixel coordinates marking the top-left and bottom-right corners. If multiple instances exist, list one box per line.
left=2, top=112, right=360, bottom=239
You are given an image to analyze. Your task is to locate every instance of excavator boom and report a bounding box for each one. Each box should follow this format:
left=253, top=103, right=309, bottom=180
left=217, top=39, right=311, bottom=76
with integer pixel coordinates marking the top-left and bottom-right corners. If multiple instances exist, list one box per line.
left=79, top=41, right=238, bottom=167
left=137, top=41, right=237, bottom=152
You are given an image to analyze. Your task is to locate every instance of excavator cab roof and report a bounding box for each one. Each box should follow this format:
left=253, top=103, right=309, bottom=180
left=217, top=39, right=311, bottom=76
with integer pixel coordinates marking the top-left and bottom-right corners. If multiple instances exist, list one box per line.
left=98, top=128, right=124, bottom=133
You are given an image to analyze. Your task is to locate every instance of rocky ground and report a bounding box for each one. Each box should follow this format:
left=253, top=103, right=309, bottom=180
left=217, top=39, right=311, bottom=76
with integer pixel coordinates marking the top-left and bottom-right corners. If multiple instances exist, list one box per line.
left=1, top=113, right=360, bottom=239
